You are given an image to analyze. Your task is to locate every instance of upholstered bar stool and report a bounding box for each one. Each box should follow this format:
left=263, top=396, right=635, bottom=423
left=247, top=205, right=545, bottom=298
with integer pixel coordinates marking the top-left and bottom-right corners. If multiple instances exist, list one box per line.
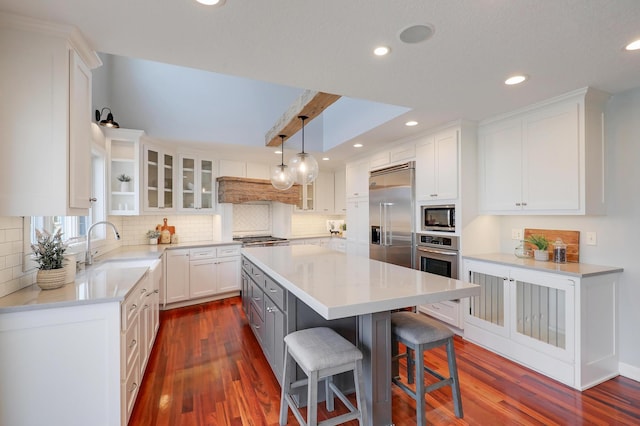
left=279, top=327, right=367, bottom=426
left=391, top=312, right=463, bottom=425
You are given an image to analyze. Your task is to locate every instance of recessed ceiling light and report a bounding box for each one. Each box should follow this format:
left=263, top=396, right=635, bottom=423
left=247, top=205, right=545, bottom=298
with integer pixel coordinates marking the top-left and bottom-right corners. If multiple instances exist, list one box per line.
left=505, top=75, right=528, bottom=85
left=625, top=39, right=640, bottom=51
left=196, top=0, right=225, bottom=5
left=399, top=24, right=434, bottom=44
left=353, top=143, right=363, bottom=148
left=322, top=157, right=330, bottom=161
left=373, top=46, right=390, bottom=56
left=405, top=120, right=418, bottom=127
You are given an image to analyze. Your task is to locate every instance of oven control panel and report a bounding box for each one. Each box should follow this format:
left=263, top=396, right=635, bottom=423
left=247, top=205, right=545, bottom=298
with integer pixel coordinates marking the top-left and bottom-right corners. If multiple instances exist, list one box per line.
left=417, top=233, right=459, bottom=250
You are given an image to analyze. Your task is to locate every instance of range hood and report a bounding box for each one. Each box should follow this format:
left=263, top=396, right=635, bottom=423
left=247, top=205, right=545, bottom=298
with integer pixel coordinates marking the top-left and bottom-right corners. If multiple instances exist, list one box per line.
left=217, top=176, right=300, bottom=205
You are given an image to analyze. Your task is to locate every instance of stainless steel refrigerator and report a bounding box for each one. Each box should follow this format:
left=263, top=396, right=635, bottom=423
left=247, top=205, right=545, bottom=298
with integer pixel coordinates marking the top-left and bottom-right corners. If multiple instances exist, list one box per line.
left=369, top=161, right=415, bottom=269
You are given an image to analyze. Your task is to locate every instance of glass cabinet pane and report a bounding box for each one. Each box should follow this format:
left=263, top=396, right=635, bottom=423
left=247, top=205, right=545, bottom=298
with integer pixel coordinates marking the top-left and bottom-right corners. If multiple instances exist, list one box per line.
left=182, top=157, right=195, bottom=209
left=147, top=149, right=159, bottom=209
left=200, top=159, right=213, bottom=209
left=163, top=153, right=173, bottom=208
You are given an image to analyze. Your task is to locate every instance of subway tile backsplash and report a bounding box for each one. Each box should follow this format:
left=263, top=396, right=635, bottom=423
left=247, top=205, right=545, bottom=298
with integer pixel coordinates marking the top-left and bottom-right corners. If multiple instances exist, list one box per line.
left=116, top=215, right=217, bottom=245
left=291, top=213, right=346, bottom=236
left=0, top=216, right=35, bottom=298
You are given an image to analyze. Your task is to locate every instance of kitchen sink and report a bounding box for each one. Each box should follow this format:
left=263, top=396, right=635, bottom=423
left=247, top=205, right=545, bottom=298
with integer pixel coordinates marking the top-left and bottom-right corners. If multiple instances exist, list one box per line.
left=91, top=258, right=160, bottom=271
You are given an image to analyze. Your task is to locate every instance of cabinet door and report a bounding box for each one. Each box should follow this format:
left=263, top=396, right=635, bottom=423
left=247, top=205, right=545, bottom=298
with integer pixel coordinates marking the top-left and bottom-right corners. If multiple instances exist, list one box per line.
left=508, top=268, right=575, bottom=362
left=165, top=249, right=190, bottom=303
left=434, top=129, right=459, bottom=200
left=346, top=160, right=369, bottom=198
left=106, top=129, right=142, bottom=215
left=522, top=102, right=580, bottom=211
left=199, top=158, right=215, bottom=210
left=190, top=258, right=216, bottom=298
left=179, top=155, right=215, bottom=212
left=463, top=260, right=510, bottom=338
left=478, top=118, right=523, bottom=212
left=264, top=301, right=286, bottom=383
left=415, top=136, right=436, bottom=201
left=216, top=257, right=241, bottom=293
left=315, top=171, right=334, bottom=213
left=346, top=198, right=369, bottom=257
left=144, top=145, right=175, bottom=212
left=334, top=169, right=346, bottom=214
left=179, top=155, right=197, bottom=210
left=68, top=50, right=92, bottom=211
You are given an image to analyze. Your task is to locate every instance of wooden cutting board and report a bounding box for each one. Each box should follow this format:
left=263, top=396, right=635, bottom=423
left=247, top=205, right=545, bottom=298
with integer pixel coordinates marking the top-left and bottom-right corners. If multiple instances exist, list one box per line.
left=156, top=218, right=175, bottom=244
left=524, top=228, right=580, bottom=262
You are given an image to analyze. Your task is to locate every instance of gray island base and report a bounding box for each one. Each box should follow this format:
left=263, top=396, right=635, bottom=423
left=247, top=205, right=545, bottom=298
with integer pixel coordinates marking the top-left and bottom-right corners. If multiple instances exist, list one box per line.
left=241, top=245, right=479, bottom=426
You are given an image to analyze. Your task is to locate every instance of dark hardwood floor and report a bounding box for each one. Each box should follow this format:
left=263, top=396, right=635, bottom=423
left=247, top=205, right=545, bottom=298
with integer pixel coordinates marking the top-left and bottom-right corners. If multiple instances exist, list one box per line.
left=129, top=298, right=640, bottom=425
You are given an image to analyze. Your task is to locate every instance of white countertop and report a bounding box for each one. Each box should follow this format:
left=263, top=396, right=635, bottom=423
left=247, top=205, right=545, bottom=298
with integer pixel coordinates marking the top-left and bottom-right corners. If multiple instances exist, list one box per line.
left=0, top=241, right=242, bottom=314
left=463, top=253, right=623, bottom=277
left=242, top=245, right=480, bottom=320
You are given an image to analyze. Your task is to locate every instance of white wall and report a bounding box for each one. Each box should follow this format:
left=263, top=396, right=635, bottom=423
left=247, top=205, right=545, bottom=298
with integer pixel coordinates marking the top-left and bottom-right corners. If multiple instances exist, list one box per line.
left=471, top=88, right=640, bottom=377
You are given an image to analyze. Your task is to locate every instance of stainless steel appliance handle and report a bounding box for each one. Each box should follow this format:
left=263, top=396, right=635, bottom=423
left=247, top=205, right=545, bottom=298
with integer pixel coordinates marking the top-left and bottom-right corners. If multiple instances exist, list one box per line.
left=416, top=247, right=458, bottom=256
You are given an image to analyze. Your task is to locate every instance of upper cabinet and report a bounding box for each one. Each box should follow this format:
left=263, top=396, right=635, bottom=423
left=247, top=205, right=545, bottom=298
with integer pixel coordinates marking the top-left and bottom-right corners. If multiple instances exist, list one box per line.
left=143, top=143, right=176, bottom=213
left=345, top=160, right=370, bottom=198
left=295, top=171, right=334, bottom=213
left=333, top=169, right=346, bottom=214
left=105, top=128, right=143, bottom=215
left=478, top=88, right=609, bottom=215
left=178, top=154, right=216, bottom=212
left=0, top=14, right=102, bottom=216
left=415, top=128, right=459, bottom=202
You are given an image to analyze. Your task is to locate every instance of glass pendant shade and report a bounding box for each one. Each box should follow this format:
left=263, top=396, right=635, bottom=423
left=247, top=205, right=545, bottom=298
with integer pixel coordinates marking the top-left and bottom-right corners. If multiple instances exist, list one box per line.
left=270, top=135, right=294, bottom=190
left=288, top=115, right=319, bottom=185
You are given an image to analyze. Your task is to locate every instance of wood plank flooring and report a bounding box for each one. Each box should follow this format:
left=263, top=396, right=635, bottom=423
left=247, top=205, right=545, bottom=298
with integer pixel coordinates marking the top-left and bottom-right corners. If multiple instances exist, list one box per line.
left=129, top=298, right=640, bottom=425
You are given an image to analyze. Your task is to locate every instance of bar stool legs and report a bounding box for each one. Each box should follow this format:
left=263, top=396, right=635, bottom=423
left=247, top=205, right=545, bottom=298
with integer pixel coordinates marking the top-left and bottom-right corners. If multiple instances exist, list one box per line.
left=279, top=327, right=367, bottom=426
left=391, top=312, right=463, bottom=425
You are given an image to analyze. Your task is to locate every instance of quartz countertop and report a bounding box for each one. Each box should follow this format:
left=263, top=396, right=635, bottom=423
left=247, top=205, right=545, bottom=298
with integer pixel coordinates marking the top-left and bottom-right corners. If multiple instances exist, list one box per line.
left=463, top=253, right=623, bottom=277
left=0, top=240, right=242, bottom=314
left=242, top=245, right=480, bottom=320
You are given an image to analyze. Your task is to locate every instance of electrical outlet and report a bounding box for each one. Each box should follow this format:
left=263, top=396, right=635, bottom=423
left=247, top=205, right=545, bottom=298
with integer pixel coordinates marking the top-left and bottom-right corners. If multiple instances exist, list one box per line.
left=511, top=228, right=523, bottom=240
left=586, top=232, right=597, bottom=246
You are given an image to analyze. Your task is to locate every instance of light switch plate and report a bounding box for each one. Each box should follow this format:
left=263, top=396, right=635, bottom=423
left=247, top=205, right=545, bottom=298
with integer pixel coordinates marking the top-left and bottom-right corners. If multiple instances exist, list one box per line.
left=586, top=232, right=597, bottom=246
left=511, top=228, right=523, bottom=240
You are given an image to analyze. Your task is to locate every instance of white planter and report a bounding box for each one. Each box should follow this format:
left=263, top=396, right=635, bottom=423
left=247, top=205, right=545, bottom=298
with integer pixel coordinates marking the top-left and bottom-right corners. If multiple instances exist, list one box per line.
left=120, top=181, right=129, bottom=192
left=149, top=238, right=158, bottom=245
left=534, top=249, right=549, bottom=261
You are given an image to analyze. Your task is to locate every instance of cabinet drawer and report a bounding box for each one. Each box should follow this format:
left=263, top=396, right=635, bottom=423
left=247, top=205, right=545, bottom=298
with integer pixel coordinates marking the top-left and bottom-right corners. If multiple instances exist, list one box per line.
left=217, top=245, right=241, bottom=257
left=121, top=290, right=141, bottom=332
left=122, top=315, right=140, bottom=375
left=420, top=301, right=461, bottom=328
left=249, top=302, right=265, bottom=345
left=122, top=354, right=140, bottom=423
left=189, top=247, right=216, bottom=260
left=250, top=280, right=264, bottom=318
left=249, top=265, right=265, bottom=286
left=242, top=257, right=251, bottom=272
left=264, top=276, right=285, bottom=311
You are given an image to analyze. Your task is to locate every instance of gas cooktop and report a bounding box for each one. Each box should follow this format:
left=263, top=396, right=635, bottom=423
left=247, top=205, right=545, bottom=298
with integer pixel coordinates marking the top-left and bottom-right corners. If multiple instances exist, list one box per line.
left=233, top=236, right=290, bottom=246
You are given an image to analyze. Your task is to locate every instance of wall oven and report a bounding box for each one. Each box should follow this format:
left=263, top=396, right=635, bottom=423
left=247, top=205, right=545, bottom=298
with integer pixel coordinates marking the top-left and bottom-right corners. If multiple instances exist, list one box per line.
left=421, top=204, right=455, bottom=233
left=415, top=233, right=459, bottom=279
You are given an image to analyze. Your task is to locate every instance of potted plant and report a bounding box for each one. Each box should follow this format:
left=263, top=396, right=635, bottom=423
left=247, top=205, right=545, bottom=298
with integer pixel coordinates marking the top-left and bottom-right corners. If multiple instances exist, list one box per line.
left=146, top=229, right=161, bottom=245
left=117, top=173, right=131, bottom=192
left=525, top=234, right=550, bottom=261
left=31, top=229, right=68, bottom=289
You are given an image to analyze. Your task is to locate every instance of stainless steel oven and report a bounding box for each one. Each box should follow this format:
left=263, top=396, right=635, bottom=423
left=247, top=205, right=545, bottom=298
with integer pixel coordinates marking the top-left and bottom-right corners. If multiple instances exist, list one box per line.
left=415, top=233, right=459, bottom=279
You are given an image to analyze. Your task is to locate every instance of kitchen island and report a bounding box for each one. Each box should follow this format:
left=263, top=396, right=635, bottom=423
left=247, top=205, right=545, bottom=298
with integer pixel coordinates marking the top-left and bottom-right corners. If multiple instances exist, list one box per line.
left=241, top=245, right=480, bottom=426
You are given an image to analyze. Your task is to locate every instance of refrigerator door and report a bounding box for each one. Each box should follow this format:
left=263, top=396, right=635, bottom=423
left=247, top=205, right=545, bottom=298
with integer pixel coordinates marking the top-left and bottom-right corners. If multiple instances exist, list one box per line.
left=369, top=167, right=414, bottom=268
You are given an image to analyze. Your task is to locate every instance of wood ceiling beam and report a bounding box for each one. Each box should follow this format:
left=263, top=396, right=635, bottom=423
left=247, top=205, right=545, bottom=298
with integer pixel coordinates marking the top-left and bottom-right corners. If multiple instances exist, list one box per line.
left=265, top=90, right=341, bottom=147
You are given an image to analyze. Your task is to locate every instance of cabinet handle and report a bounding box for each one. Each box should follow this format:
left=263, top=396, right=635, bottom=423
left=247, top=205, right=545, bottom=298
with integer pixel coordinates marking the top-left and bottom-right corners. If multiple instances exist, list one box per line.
left=430, top=305, right=440, bottom=310
left=522, top=202, right=527, bottom=206
left=141, top=288, right=147, bottom=294
left=129, top=339, right=137, bottom=349
left=154, top=289, right=159, bottom=294
left=268, top=288, right=278, bottom=293
left=430, top=194, right=437, bottom=197
left=89, top=197, right=97, bottom=203
left=129, top=382, right=138, bottom=393
left=515, top=202, right=521, bottom=206
left=266, top=306, right=279, bottom=313
left=253, top=324, right=260, bottom=330
left=252, top=296, right=261, bottom=301
left=130, top=304, right=137, bottom=312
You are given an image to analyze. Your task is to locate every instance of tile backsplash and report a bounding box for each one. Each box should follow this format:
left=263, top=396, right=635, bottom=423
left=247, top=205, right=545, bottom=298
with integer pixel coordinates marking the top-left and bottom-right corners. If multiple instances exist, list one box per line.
left=291, top=213, right=346, bottom=236
left=116, top=215, right=217, bottom=245
left=233, top=203, right=271, bottom=236
left=0, top=216, right=35, bottom=298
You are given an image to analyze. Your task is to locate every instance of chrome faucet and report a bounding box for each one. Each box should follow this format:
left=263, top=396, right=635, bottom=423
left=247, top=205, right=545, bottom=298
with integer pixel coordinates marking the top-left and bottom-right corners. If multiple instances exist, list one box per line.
left=86, top=221, right=121, bottom=265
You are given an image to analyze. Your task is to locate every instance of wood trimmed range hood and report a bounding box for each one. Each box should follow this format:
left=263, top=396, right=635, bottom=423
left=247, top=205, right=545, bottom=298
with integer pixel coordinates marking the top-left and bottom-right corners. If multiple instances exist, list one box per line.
left=217, top=177, right=301, bottom=204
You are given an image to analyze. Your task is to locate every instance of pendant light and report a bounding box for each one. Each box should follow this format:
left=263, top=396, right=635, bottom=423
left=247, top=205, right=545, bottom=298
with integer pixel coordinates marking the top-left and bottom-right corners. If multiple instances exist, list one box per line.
left=270, top=134, right=294, bottom=190
left=288, top=115, right=319, bottom=185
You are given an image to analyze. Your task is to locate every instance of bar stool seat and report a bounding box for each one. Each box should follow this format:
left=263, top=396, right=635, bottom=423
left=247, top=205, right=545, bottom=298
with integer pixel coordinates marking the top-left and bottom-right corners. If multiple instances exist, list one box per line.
left=279, top=327, right=367, bottom=426
left=391, top=312, right=463, bottom=426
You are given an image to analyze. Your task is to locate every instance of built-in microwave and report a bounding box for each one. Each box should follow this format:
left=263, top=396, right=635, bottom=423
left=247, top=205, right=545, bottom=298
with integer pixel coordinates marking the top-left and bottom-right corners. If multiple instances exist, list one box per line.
left=421, top=204, right=455, bottom=232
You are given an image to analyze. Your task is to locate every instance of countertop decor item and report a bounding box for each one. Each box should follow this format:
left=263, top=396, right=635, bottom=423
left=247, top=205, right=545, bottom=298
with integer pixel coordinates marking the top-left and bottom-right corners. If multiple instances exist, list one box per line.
left=31, top=229, right=68, bottom=290
left=156, top=218, right=175, bottom=244
left=146, top=230, right=161, bottom=245
left=524, top=228, right=580, bottom=262
left=525, top=234, right=550, bottom=261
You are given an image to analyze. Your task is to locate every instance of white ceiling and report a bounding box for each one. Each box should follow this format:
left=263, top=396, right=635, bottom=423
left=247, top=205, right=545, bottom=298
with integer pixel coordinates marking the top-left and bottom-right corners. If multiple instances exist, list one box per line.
left=2, top=0, right=640, bottom=167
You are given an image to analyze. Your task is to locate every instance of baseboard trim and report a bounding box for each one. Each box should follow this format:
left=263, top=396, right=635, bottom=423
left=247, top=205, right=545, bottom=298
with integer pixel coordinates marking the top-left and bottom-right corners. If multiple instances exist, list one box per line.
left=619, top=362, right=640, bottom=383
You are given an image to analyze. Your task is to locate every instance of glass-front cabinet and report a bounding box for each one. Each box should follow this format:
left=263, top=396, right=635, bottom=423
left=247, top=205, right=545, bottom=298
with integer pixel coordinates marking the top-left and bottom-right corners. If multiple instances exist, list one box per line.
left=178, top=154, right=215, bottom=212
left=144, top=144, right=175, bottom=212
left=105, top=128, right=143, bottom=215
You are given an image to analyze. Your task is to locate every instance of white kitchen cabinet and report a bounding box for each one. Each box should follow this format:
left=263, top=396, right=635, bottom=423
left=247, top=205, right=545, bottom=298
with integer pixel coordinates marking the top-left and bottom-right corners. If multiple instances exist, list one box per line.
left=218, top=160, right=270, bottom=180
left=462, top=257, right=620, bottom=390
left=143, top=143, right=176, bottom=212
left=478, top=87, right=609, bottom=215
left=165, top=245, right=241, bottom=307
left=0, top=17, right=101, bottom=216
left=295, top=171, right=335, bottom=213
left=334, top=169, right=347, bottom=214
left=296, top=181, right=316, bottom=211
left=346, top=197, right=369, bottom=257
left=178, top=154, right=216, bottom=212
left=345, top=159, right=370, bottom=198
left=415, top=128, right=459, bottom=201
left=165, top=249, right=190, bottom=304
left=106, top=128, right=143, bottom=215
